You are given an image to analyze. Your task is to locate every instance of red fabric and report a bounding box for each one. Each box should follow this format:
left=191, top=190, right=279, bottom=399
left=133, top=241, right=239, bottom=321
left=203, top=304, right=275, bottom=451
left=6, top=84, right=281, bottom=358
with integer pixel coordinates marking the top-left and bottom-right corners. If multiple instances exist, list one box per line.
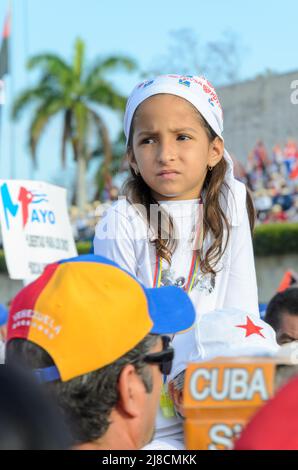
left=7, top=263, right=58, bottom=341
left=234, top=376, right=298, bottom=450
left=277, top=271, right=295, bottom=293
left=284, top=142, right=298, bottom=158
left=2, top=12, right=10, bottom=39
left=290, top=165, right=298, bottom=180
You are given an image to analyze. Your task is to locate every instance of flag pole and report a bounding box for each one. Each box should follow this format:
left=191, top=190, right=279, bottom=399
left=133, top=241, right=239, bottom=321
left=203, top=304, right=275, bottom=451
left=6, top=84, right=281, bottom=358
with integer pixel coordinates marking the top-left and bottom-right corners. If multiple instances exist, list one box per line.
left=0, top=4, right=10, bottom=164
left=9, top=0, right=15, bottom=179
left=23, top=0, right=34, bottom=180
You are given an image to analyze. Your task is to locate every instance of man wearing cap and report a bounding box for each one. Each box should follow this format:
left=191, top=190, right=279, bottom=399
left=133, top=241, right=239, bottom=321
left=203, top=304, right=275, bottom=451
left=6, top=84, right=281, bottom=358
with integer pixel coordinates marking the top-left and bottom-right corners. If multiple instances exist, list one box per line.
left=5, top=254, right=195, bottom=450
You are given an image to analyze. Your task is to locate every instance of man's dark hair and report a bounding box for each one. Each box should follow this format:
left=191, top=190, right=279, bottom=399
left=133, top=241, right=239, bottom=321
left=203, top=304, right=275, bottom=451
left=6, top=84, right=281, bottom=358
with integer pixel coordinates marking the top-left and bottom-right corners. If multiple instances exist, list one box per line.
left=265, top=288, right=298, bottom=331
left=6, top=334, right=158, bottom=446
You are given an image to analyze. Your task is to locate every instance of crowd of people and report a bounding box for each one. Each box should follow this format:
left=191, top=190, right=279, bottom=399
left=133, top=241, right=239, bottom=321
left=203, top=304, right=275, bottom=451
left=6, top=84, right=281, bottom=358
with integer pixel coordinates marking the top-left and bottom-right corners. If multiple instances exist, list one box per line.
left=238, top=139, right=298, bottom=224
left=1, top=74, right=298, bottom=451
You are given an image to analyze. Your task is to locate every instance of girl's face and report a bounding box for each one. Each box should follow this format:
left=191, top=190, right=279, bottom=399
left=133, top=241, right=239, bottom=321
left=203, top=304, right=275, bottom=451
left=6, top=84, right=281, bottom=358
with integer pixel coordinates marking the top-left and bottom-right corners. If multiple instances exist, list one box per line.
left=129, top=94, right=224, bottom=201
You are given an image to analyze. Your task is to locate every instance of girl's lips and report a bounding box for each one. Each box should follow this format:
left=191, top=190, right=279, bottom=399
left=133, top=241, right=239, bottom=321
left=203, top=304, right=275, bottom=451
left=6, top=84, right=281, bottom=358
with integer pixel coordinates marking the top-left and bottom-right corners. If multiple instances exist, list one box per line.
left=157, top=170, right=180, bottom=177
left=157, top=172, right=180, bottom=180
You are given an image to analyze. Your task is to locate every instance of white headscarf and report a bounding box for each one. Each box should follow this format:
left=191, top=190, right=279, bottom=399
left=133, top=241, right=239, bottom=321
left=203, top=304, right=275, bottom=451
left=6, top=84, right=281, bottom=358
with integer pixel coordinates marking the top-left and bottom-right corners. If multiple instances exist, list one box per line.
left=123, top=74, right=234, bottom=184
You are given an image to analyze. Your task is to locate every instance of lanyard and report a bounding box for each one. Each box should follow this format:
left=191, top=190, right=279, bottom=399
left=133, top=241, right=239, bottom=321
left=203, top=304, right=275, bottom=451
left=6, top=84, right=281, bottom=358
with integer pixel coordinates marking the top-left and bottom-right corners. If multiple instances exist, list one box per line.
left=153, top=252, right=199, bottom=293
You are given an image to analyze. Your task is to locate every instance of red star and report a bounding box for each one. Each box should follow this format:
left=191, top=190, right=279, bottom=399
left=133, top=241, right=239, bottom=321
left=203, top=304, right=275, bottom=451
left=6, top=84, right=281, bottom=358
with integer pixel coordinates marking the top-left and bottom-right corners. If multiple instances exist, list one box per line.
left=236, top=316, right=265, bottom=338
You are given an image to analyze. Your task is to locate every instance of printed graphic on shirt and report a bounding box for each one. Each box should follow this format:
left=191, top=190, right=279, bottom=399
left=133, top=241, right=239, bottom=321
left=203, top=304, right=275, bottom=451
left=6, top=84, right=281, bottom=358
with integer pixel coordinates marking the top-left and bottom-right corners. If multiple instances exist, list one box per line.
left=160, top=267, right=216, bottom=294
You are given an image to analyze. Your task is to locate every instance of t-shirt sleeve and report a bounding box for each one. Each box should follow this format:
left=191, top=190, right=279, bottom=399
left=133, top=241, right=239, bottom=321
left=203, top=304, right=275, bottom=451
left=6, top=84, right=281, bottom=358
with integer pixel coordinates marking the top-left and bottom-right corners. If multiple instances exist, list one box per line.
left=93, top=203, right=138, bottom=276
left=222, top=205, right=259, bottom=317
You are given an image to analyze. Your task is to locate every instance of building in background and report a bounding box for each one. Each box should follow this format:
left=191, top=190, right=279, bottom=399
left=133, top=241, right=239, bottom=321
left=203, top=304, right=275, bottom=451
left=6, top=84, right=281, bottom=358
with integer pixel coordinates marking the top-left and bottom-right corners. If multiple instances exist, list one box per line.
left=218, top=70, right=298, bottom=163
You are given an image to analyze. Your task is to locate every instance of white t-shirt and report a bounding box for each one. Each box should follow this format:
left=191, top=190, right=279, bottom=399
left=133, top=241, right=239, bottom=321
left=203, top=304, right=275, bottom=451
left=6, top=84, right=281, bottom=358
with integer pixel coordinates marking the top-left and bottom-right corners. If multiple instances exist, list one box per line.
left=94, top=179, right=259, bottom=447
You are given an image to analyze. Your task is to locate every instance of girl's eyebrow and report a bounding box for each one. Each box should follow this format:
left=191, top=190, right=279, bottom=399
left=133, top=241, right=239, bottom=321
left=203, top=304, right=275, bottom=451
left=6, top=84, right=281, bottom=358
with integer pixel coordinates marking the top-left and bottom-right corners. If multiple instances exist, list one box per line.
left=136, top=127, right=197, bottom=137
left=136, top=130, right=158, bottom=137
left=169, top=127, right=197, bottom=134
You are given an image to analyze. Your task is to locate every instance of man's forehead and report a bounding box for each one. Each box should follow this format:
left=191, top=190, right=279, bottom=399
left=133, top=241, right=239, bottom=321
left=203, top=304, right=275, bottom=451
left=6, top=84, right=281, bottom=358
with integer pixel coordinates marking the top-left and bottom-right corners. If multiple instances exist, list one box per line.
left=281, top=312, right=298, bottom=335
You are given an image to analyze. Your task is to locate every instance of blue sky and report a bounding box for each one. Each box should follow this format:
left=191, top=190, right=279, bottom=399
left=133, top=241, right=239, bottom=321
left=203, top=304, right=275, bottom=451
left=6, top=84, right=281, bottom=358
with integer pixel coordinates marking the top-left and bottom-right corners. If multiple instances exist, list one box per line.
left=0, top=0, right=297, bottom=197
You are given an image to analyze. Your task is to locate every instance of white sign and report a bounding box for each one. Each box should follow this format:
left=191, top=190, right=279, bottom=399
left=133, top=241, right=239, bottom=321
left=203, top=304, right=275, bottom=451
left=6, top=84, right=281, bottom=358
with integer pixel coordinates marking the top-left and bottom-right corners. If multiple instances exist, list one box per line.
left=0, top=180, right=77, bottom=280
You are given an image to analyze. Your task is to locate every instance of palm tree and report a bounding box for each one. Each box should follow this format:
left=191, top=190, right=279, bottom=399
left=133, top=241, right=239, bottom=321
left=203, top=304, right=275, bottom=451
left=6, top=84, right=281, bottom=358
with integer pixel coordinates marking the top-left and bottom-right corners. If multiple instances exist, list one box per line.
left=12, top=38, right=137, bottom=210
left=92, top=130, right=128, bottom=199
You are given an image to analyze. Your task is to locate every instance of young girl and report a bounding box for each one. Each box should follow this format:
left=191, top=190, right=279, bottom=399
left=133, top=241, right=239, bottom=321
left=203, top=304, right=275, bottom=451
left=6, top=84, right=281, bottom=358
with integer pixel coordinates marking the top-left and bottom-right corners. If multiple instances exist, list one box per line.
left=94, top=74, right=259, bottom=448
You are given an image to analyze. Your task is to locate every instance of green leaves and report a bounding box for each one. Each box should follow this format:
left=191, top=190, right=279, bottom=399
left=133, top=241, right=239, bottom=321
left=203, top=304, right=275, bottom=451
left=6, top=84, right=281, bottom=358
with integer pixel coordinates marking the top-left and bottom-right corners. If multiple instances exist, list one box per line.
left=73, top=38, right=85, bottom=82
left=12, top=38, right=138, bottom=204
left=253, top=223, right=298, bottom=257
left=28, top=97, right=65, bottom=165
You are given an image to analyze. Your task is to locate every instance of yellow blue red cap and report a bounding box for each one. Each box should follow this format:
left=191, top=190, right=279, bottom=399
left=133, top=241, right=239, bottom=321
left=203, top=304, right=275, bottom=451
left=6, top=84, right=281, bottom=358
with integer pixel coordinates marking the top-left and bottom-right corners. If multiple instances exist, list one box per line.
left=7, top=255, right=195, bottom=382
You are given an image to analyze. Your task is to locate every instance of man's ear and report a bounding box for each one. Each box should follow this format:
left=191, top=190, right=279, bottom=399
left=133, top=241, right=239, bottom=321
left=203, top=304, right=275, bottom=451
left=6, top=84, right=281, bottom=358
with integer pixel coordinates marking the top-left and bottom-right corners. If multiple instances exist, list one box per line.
left=116, top=364, right=145, bottom=418
left=208, top=136, right=224, bottom=168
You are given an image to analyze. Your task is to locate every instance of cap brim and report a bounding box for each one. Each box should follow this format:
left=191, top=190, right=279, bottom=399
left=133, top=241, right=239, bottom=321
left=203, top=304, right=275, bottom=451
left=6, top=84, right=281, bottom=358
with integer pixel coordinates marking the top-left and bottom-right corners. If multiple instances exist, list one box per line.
left=144, top=286, right=195, bottom=334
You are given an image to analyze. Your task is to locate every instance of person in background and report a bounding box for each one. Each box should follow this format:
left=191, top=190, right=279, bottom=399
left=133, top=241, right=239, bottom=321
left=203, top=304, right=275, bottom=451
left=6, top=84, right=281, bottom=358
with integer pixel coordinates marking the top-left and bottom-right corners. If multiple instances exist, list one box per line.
left=265, top=288, right=298, bottom=344
left=5, top=254, right=195, bottom=450
left=253, top=140, right=270, bottom=183
left=283, top=139, right=298, bottom=176
left=264, top=204, right=288, bottom=223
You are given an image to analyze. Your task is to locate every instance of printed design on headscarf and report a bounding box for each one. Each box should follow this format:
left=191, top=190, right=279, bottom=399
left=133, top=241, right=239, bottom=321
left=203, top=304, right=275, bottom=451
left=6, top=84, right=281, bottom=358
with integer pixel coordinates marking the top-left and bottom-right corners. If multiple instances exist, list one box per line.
left=159, top=267, right=216, bottom=295
left=136, top=74, right=222, bottom=114
left=168, top=74, right=222, bottom=114
left=178, top=78, right=191, bottom=87
left=137, top=79, right=155, bottom=89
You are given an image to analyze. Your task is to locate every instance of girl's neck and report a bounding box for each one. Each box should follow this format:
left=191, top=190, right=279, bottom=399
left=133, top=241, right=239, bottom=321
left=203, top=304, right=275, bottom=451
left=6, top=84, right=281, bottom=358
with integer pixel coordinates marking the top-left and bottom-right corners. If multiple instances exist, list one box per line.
left=151, top=188, right=203, bottom=203
left=158, top=198, right=200, bottom=204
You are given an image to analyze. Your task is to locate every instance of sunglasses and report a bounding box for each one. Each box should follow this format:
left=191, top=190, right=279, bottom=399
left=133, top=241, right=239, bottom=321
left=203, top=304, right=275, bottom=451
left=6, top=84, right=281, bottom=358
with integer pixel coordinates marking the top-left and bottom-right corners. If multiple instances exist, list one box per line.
left=142, top=335, right=174, bottom=376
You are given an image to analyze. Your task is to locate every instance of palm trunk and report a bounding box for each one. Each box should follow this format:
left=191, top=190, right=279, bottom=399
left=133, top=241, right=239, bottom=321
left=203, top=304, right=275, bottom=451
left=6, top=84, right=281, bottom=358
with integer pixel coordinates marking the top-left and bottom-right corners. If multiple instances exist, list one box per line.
left=76, top=156, right=87, bottom=212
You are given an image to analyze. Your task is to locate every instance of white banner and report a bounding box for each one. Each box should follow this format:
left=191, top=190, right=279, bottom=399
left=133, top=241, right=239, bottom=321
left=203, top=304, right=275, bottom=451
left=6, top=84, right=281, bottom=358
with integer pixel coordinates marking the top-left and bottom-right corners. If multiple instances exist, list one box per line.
left=0, top=180, right=77, bottom=280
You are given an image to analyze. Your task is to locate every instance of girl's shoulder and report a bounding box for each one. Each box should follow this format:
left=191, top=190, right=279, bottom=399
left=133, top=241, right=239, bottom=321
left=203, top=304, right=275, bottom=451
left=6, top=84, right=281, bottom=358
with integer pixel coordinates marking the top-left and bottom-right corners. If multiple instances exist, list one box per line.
left=103, top=197, right=144, bottom=222
left=104, top=197, right=131, bottom=216
left=95, top=197, right=149, bottom=240
left=224, top=179, right=247, bottom=227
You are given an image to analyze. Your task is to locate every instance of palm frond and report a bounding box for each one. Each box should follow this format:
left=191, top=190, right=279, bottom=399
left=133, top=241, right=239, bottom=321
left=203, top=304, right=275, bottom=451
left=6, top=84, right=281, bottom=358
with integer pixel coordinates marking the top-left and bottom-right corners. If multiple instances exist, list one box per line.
left=12, top=85, right=57, bottom=119
left=73, top=38, right=85, bottom=81
left=28, top=98, right=65, bottom=165
left=28, top=53, right=71, bottom=75
left=86, top=79, right=127, bottom=111
left=88, top=108, right=112, bottom=183
left=28, top=53, right=74, bottom=92
left=85, top=56, right=137, bottom=86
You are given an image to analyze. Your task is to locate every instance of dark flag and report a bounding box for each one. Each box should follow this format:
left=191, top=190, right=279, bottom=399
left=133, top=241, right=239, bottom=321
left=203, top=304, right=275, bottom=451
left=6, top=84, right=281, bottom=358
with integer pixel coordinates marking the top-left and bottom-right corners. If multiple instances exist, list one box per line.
left=0, top=12, right=10, bottom=79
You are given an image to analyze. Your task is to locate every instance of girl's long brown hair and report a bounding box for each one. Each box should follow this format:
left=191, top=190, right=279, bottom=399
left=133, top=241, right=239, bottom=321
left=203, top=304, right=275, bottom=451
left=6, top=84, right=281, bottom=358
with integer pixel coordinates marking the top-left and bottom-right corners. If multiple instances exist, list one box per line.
left=122, top=108, right=255, bottom=276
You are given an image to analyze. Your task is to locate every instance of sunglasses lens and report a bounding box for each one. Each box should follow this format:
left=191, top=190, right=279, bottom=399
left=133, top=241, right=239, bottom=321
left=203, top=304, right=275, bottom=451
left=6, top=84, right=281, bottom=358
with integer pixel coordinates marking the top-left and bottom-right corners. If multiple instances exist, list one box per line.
left=142, top=336, right=174, bottom=375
